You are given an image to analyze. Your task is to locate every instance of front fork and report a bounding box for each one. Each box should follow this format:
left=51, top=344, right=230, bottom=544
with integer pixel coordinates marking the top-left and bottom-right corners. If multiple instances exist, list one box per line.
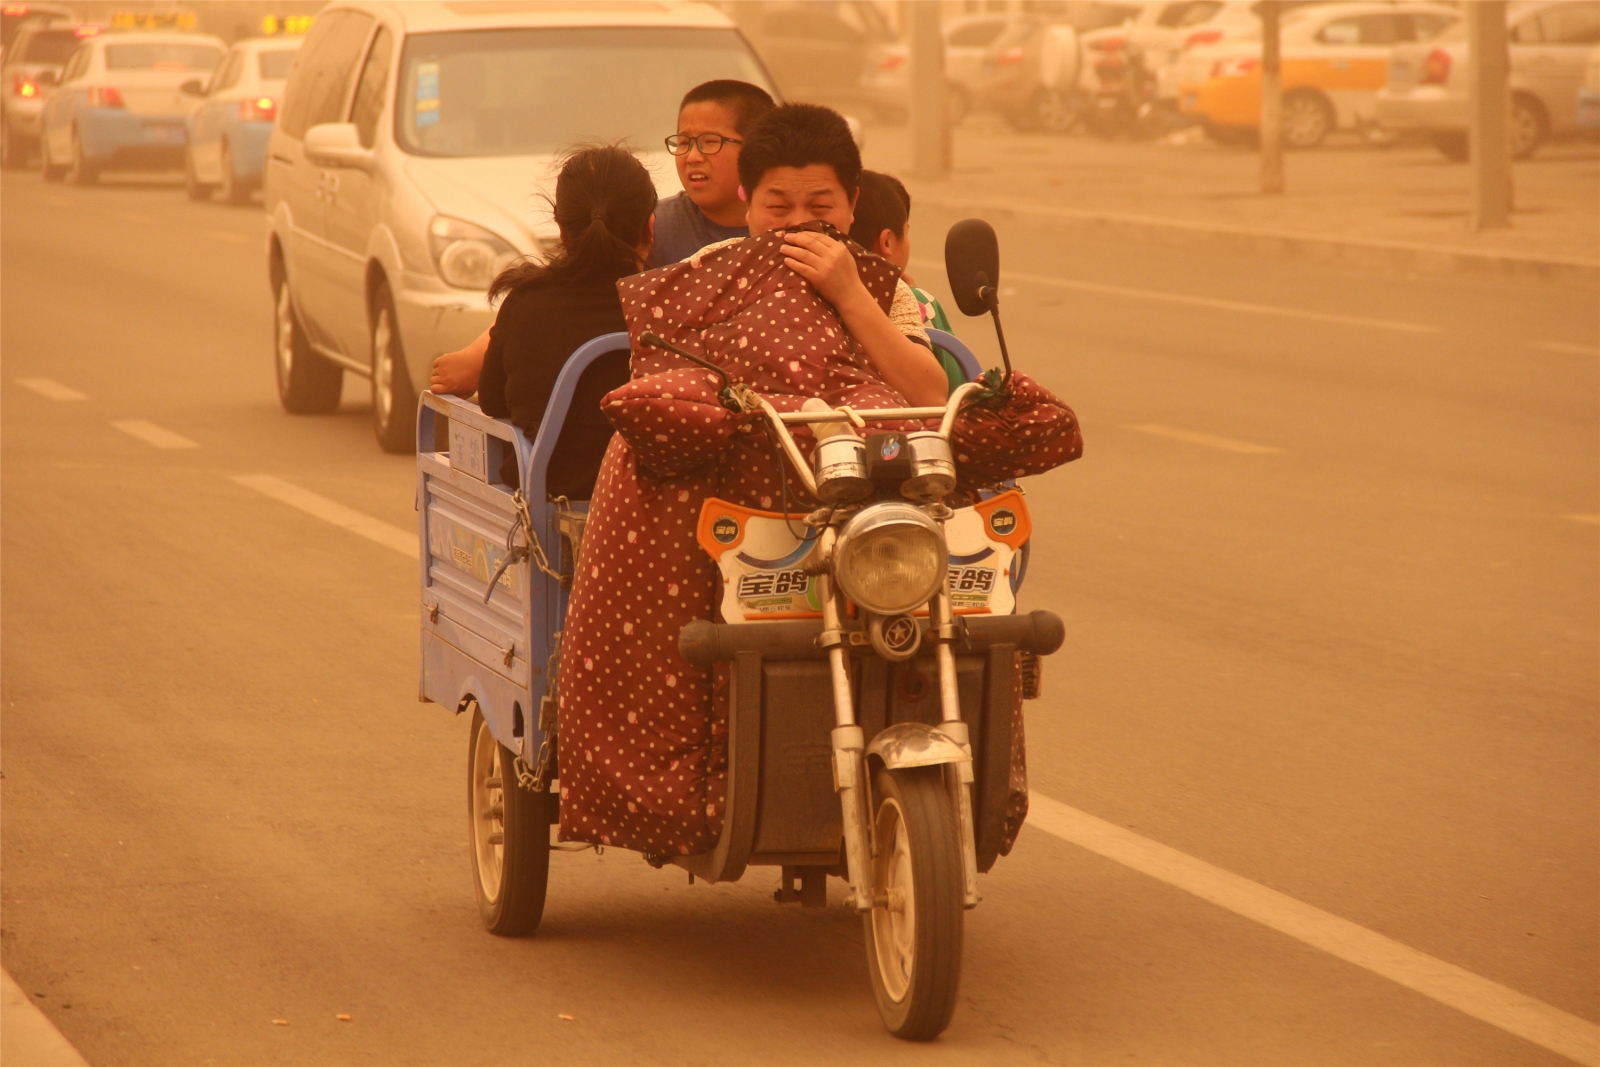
left=821, top=570, right=981, bottom=912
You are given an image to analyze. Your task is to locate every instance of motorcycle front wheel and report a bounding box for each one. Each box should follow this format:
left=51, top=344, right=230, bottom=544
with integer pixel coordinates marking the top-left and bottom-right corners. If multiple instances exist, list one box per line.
left=863, top=764, right=964, bottom=1040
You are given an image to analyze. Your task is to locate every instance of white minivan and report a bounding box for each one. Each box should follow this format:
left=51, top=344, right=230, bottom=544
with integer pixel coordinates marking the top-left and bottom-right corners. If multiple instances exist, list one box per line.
left=265, top=1, right=776, bottom=451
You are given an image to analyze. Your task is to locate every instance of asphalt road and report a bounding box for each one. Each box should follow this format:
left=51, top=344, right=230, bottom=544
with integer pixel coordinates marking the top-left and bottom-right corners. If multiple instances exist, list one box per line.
left=2, top=166, right=1596, bottom=1067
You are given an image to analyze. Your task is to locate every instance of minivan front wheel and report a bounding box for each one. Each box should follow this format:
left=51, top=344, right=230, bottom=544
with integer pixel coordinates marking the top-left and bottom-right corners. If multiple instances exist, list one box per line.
left=370, top=283, right=417, bottom=453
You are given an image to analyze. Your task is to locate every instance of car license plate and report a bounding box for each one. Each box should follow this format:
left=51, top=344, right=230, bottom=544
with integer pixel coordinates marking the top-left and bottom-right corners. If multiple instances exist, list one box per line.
left=148, top=124, right=185, bottom=144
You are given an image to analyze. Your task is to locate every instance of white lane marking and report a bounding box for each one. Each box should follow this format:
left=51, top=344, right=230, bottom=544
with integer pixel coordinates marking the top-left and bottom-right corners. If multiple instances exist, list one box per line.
left=907, top=258, right=1438, bottom=334
left=1536, top=342, right=1600, bottom=357
left=1564, top=514, right=1600, bottom=526
left=205, top=229, right=250, bottom=244
left=232, top=475, right=417, bottom=559
left=1027, top=794, right=1600, bottom=1067
left=109, top=420, right=199, bottom=449
left=2, top=969, right=89, bottom=1067
left=1127, top=423, right=1284, bottom=455
left=15, top=377, right=87, bottom=401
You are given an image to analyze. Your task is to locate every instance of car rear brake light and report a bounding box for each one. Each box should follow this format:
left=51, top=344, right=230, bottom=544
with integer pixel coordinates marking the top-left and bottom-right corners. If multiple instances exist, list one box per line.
left=1212, top=56, right=1259, bottom=78
left=1089, top=35, right=1128, bottom=51
left=1185, top=28, right=1223, bottom=48
left=996, top=45, right=1024, bottom=66
left=877, top=52, right=905, bottom=72
left=86, top=86, right=124, bottom=108
left=1422, top=48, right=1451, bottom=85
left=13, top=73, right=38, bottom=97
left=2, top=3, right=30, bottom=15
left=241, top=96, right=277, bottom=121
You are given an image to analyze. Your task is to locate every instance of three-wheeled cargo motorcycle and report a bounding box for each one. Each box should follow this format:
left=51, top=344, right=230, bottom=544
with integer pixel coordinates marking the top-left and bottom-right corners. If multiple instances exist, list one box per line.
left=417, top=222, right=1064, bottom=1040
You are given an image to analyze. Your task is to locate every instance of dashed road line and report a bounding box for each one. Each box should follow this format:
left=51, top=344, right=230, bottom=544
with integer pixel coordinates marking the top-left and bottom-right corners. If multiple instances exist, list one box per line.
left=1536, top=341, right=1599, bottom=357
left=2, top=969, right=88, bottom=1067
left=1564, top=514, right=1600, bottom=526
left=232, top=475, right=417, bottom=559
left=1127, top=423, right=1284, bottom=455
left=1026, top=794, right=1600, bottom=1067
left=205, top=229, right=251, bottom=244
left=110, top=420, right=199, bottom=449
left=15, top=377, right=87, bottom=401
left=908, top=258, right=1438, bottom=334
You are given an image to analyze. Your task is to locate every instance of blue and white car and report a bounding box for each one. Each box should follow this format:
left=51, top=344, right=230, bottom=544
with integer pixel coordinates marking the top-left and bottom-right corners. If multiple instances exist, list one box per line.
left=40, top=30, right=225, bottom=184
left=183, top=35, right=303, bottom=204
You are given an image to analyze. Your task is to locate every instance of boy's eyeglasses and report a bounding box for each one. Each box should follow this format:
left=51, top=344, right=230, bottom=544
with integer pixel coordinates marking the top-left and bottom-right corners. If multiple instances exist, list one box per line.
left=665, top=133, right=742, bottom=156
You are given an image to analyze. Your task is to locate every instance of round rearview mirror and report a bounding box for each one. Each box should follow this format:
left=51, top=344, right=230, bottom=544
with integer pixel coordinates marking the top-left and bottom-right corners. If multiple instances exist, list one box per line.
left=944, top=218, right=1000, bottom=318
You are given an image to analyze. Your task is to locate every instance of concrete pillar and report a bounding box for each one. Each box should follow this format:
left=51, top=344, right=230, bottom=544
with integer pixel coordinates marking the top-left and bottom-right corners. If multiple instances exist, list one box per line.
left=1467, top=1, right=1512, bottom=229
left=909, top=0, right=948, bottom=180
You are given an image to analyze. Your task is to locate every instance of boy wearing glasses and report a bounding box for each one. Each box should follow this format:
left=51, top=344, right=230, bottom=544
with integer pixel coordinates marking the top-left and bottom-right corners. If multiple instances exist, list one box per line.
left=430, top=79, right=775, bottom=397
left=650, top=79, right=775, bottom=267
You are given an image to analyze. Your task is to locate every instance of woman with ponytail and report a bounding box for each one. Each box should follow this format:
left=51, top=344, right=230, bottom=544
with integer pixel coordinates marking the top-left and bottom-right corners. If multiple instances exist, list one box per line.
left=476, top=145, right=657, bottom=499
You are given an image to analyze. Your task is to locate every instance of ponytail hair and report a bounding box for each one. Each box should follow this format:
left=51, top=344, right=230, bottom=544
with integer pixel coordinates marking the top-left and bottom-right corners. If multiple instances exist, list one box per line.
left=490, top=143, right=657, bottom=302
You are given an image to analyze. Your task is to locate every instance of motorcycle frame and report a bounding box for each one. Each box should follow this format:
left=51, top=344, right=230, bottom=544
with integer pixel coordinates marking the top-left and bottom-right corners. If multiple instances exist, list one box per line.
left=755, top=384, right=988, bottom=911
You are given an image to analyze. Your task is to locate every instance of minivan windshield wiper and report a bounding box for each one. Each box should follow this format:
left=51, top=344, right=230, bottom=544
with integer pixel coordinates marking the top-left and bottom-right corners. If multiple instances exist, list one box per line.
left=396, top=26, right=776, bottom=158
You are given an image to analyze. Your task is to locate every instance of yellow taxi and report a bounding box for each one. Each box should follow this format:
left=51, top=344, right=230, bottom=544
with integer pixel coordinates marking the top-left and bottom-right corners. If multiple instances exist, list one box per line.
left=1177, top=1, right=1456, bottom=146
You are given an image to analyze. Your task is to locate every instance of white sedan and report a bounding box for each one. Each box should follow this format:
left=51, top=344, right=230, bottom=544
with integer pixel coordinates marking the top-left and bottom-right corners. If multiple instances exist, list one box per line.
left=1376, top=0, right=1600, bottom=159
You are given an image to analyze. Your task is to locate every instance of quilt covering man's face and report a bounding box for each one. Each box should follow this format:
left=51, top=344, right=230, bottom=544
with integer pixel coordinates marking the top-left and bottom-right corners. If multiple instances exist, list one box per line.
left=746, top=164, right=859, bottom=237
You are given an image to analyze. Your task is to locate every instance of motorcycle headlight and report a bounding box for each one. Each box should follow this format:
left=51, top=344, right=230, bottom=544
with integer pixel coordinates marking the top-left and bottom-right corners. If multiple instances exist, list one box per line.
left=833, top=503, right=946, bottom=616
left=428, top=215, right=523, bottom=291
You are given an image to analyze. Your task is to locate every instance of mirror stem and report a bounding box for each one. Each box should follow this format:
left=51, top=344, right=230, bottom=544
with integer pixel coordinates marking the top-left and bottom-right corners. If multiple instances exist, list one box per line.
left=981, top=288, right=1014, bottom=393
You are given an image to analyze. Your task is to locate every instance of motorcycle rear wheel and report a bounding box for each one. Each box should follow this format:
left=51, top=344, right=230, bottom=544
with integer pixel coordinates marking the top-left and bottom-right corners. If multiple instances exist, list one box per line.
left=863, top=764, right=964, bottom=1040
left=469, top=704, right=552, bottom=935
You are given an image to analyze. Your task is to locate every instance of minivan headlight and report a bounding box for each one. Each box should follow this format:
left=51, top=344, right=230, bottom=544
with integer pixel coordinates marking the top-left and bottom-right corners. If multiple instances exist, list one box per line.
left=428, top=215, right=522, bottom=291
left=834, top=503, right=946, bottom=616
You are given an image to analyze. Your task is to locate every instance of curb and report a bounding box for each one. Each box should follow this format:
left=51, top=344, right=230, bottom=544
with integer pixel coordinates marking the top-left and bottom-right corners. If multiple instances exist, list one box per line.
left=914, top=196, right=1600, bottom=287
left=2, top=969, right=89, bottom=1067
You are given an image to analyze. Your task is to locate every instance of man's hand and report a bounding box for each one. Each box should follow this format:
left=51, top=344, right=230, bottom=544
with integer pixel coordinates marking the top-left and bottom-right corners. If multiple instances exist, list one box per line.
left=781, top=230, right=871, bottom=312
left=430, top=332, right=488, bottom=396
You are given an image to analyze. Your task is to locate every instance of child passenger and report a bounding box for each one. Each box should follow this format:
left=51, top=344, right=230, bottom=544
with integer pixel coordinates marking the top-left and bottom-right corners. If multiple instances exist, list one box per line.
left=475, top=146, right=656, bottom=499
left=847, top=169, right=965, bottom=395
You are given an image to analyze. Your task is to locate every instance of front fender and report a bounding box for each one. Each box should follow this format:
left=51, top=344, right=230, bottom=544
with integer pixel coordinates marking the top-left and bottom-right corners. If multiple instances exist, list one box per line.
left=867, top=722, right=969, bottom=770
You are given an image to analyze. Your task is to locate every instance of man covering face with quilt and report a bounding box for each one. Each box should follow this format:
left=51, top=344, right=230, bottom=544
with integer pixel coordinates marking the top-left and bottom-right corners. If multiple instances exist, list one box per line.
left=556, top=104, right=1083, bottom=860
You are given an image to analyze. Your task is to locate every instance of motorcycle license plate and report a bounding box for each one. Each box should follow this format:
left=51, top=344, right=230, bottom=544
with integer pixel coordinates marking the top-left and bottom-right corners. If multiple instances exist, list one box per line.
left=148, top=124, right=185, bottom=144
left=696, top=492, right=1031, bottom=623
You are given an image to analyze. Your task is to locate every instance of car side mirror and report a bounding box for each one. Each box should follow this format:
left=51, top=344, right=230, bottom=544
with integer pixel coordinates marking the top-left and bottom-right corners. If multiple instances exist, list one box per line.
left=304, top=122, right=373, bottom=169
left=180, top=78, right=205, bottom=96
left=944, top=217, right=1001, bottom=317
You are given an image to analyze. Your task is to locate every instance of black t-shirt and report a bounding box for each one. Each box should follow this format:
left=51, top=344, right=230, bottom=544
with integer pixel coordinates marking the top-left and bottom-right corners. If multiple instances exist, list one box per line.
left=477, top=276, right=631, bottom=500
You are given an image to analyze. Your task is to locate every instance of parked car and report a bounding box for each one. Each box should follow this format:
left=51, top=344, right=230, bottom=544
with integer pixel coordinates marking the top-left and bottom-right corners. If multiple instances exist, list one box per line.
left=1178, top=2, right=1458, bottom=147
left=1077, top=1, right=1226, bottom=105
left=0, top=1, right=72, bottom=55
left=265, top=1, right=778, bottom=452
left=722, top=1, right=894, bottom=116
left=1376, top=0, right=1600, bottom=159
left=863, top=13, right=1022, bottom=124
left=183, top=34, right=303, bottom=204
left=1156, top=0, right=1359, bottom=99
left=1579, top=41, right=1600, bottom=126
left=976, top=15, right=1096, bottom=131
left=1, top=18, right=97, bottom=168
left=39, top=31, right=225, bottom=183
